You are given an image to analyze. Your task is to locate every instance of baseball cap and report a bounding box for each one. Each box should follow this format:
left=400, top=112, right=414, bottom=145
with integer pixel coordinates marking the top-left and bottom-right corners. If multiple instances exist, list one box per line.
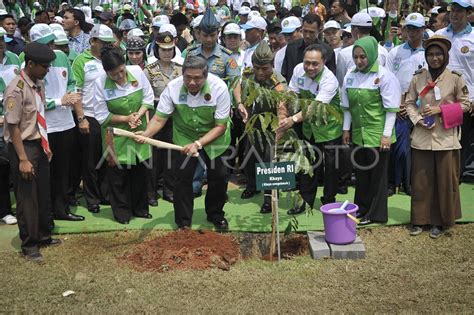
left=241, top=16, right=267, bottom=30
left=248, top=11, right=261, bottom=19
left=53, top=16, right=64, bottom=24
left=123, top=4, right=132, bottom=11
left=223, top=23, right=241, bottom=35
left=342, top=24, right=351, bottom=33
left=29, top=24, right=57, bottom=44
left=430, top=6, right=441, bottom=14
left=451, top=0, right=473, bottom=8
left=33, top=1, right=41, bottom=7
left=152, top=15, right=170, bottom=28
left=0, top=27, right=12, bottom=43
left=99, top=11, right=113, bottom=21
left=94, top=5, right=104, bottom=12
left=239, top=6, right=251, bottom=15
left=266, top=5, right=276, bottom=12
left=53, top=30, right=69, bottom=45
left=185, top=3, right=195, bottom=10
left=405, top=13, right=425, bottom=28
left=158, top=24, right=177, bottom=37
left=323, top=20, right=341, bottom=31
left=90, top=24, right=115, bottom=42
left=280, top=16, right=302, bottom=33
left=128, top=28, right=145, bottom=37
left=191, top=15, right=204, bottom=28
left=49, top=23, right=64, bottom=32
left=0, top=9, right=8, bottom=16
left=85, top=17, right=94, bottom=26
left=351, top=12, right=372, bottom=27
left=119, top=19, right=137, bottom=31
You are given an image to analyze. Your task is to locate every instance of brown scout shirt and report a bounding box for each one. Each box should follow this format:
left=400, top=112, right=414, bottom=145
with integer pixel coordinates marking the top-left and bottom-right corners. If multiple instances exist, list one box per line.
left=405, top=68, right=470, bottom=151
left=3, top=71, right=46, bottom=142
left=144, top=61, right=182, bottom=104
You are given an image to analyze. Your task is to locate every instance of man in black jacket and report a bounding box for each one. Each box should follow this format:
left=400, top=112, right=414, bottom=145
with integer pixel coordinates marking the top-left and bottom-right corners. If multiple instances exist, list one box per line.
left=281, top=13, right=336, bottom=82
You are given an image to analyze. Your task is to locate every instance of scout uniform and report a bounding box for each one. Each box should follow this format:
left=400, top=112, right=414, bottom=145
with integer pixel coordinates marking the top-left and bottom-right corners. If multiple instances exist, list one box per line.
left=4, top=43, right=56, bottom=260
left=95, top=65, right=155, bottom=224
left=69, top=25, right=116, bottom=212
left=341, top=36, right=401, bottom=224
left=289, top=63, right=343, bottom=207
left=28, top=24, right=84, bottom=221
left=155, top=72, right=231, bottom=229
left=240, top=42, right=287, bottom=213
left=405, top=36, right=470, bottom=231
left=0, top=27, right=20, bottom=224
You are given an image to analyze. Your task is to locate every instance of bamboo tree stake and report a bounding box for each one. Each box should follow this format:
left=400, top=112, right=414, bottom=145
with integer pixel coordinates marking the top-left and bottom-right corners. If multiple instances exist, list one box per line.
left=269, top=143, right=281, bottom=262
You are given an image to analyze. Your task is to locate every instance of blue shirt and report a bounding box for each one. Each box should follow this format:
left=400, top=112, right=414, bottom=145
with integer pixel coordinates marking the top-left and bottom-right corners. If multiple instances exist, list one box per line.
left=68, top=31, right=91, bottom=55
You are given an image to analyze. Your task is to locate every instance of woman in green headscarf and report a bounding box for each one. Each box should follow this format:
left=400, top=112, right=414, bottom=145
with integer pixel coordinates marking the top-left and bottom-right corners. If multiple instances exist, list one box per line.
left=341, top=36, right=402, bottom=225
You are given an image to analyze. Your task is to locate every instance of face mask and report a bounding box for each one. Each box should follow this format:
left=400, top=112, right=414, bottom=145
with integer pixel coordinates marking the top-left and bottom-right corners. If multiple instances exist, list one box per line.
left=389, top=11, right=398, bottom=18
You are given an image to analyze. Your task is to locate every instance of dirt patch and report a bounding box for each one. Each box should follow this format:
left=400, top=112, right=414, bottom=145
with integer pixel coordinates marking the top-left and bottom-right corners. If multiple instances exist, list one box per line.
left=122, top=229, right=240, bottom=272
left=121, top=231, right=310, bottom=271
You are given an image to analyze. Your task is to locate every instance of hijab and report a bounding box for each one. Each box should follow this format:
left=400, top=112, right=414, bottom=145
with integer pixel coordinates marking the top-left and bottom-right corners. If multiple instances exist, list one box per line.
left=424, top=37, right=450, bottom=81
left=353, top=36, right=379, bottom=73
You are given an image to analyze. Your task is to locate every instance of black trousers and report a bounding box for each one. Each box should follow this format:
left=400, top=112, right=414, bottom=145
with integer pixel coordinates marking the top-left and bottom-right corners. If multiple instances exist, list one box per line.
left=0, top=162, right=12, bottom=217
left=48, top=128, right=74, bottom=217
left=147, top=119, right=175, bottom=200
left=9, top=141, right=51, bottom=255
left=68, top=116, right=105, bottom=208
left=243, top=135, right=272, bottom=203
left=173, top=150, right=229, bottom=228
left=353, top=146, right=390, bottom=223
left=338, top=145, right=353, bottom=188
left=299, top=137, right=341, bottom=208
left=107, top=161, right=150, bottom=222
left=460, top=113, right=473, bottom=178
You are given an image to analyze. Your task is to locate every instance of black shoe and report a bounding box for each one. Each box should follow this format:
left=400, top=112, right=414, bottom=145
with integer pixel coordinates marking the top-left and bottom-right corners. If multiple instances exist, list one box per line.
left=409, top=225, right=423, bottom=236
left=54, top=213, right=85, bottom=221
left=100, top=199, right=110, bottom=205
left=337, top=186, right=348, bottom=194
left=88, top=204, right=100, bottom=213
left=40, top=238, right=63, bottom=248
left=162, top=194, right=174, bottom=203
left=23, top=252, right=44, bottom=264
left=148, top=199, right=158, bottom=207
left=260, top=202, right=272, bottom=214
left=388, top=185, right=395, bottom=197
left=320, top=196, right=335, bottom=205
left=135, top=213, right=153, bottom=219
left=212, top=218, right=229, bottom=232
left=67, top=197, right=79, bottom=207
left=429, top=226, right=444, bottom=239
left=241, top=189, right=260, bottom=199
left=287, top=203, right=306, bottom=215
left=117, top=219, right=130, bottom=225
left=358, top=218, right=373, bottom=226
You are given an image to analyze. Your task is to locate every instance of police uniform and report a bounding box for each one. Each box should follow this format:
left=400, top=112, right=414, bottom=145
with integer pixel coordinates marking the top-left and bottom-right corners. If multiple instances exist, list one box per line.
left=4, top=43, right=56, bottom=257
left=0, top=47, right=20, bottom=221
left=155, top=73, right=231, bottom=228
left=144, top=53, right=182, bottom=203
left=341, top=37, right=401, bottom=224
left=70, top=48, right=107, bottom=211
left=95, top=65, right=155, bottom=223
left=289, top=63, right=344, bottom=207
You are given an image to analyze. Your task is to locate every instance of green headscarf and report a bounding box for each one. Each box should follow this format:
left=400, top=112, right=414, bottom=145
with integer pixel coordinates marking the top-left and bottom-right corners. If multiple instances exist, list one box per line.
left=353, top=36, right=379, bottom=73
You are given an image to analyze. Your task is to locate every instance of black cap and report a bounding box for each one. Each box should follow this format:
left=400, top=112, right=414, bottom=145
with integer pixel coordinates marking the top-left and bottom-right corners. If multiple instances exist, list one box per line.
left=99, top=11, right=113, bottom=21
left=24, top=42, right=56, bottom=64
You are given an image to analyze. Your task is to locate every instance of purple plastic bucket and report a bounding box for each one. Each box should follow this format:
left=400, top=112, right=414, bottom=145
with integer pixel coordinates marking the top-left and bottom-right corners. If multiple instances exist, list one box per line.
left=320, top=202, right=359, bottom=245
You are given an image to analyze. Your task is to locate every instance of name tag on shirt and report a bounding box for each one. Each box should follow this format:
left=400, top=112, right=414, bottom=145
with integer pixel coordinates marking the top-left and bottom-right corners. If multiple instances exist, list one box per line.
left=434, top=86, right=441, bottom=100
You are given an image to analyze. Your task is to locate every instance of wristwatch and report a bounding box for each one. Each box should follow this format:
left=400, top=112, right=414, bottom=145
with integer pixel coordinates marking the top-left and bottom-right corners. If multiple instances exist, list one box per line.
left=77, top=116, right=86, bottom=123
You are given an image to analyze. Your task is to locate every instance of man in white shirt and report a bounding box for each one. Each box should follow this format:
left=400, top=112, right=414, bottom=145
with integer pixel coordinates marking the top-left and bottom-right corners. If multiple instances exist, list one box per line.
left=274, top=16, right=302, bottom=74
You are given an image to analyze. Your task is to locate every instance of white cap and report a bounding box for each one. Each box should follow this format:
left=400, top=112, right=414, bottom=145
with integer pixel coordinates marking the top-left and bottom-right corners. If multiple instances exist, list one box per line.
left=0, top=27, right=7, bottom=36
left=53, top=30, right=69, bottom=45
left=241, top=16, right=267, bottom=31
left=191, top=15, right=204, bottom=28
left=280, top=16, right=301, bottom=33
left=223, top=23, right=241, bottom=35
left=0, top=9, right=8, bottom=15
left=405, top=13, right=425, bottom=27
left=265, top=5, right=276, bottom=12
left=185, top=3, right=195, bottom=10
left=128, top=28, right=145, bottom=37
left=451, top=0, right=473, bottom=8
left=351, top=12, right=372, bottom=27
left=84, top=0, right=89, bottom=4
left=158, top=24, right=177, bottom=37
left=152, top=15, right=170, bottom=27
left=33, top=1, right=41, bottom=7
left=85, top=17, right=94, bottom=25
left=263, top=0, right=272, bottom=3
left=239, top=6, right=251, bottom=15
left=49, top=23, right=64, bottom=33
left=53, top=16, right=63, bottom=24
left=210, top=0, right=218, bottom=6
left=197, top=3, right=205, bottom=13
left=90, top=24, right=115, bottom=42
left=94, top=5, right=104, bottom=12
left=342, top=24, right=351, bottom=33
left=123, top=3, right=132, bottom=11
left=323, top=20, right=341, bottom=31
left=29, top=24, right=56, bottom=44
left=248, top=10, right=261, bottom=19
left=430, top=6, right=441, bottom=14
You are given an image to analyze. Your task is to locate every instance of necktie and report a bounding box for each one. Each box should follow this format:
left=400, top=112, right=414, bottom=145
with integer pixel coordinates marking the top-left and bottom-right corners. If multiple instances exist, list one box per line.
left=34, top=85, right=51, bottom=160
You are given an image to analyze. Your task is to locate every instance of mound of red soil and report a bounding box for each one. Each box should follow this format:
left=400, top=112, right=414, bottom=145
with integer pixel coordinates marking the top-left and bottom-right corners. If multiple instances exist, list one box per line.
left=122, top=229, right=240, bottom=272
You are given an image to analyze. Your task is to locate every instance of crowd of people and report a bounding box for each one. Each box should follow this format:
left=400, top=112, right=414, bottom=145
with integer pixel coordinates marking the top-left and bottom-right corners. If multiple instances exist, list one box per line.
left=0, top=0, right=472, bottom=263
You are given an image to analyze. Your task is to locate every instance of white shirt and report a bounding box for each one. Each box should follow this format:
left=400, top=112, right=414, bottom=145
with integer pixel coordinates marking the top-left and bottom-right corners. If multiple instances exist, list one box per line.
left=386, top=42, right=426, bottom=93
left=289, top=63, right=339, bottom=104
left=336, top=43, right=389, bottom=87
left=242, top=43, right=259, bottom=70
left=436, top=25, right=474, bottom=101
left=157, top=73, right=230, bottom=122
left=94, top=65, right=155, bottom=125
left=274, top=45, right=286, bottom=74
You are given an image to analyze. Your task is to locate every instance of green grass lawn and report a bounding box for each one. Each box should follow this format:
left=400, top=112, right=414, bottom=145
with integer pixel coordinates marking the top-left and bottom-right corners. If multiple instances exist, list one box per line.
left=1, top=224, right=473, bottom=313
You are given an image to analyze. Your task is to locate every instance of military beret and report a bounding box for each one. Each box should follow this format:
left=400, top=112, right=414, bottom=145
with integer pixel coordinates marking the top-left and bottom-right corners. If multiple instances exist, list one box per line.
left=24, top=42, right=56, bottom=64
